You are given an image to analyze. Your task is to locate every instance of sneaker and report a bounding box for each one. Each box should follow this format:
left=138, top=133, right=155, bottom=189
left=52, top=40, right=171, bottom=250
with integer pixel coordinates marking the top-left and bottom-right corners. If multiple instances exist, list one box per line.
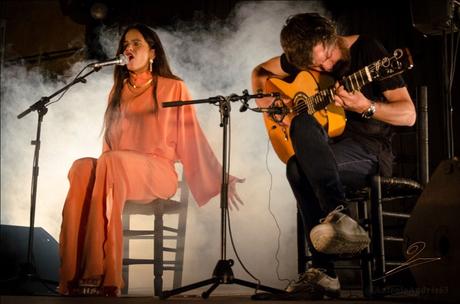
left=285, top=267, right=340, bottom=299
left=310, top=205, right=370, bottom=254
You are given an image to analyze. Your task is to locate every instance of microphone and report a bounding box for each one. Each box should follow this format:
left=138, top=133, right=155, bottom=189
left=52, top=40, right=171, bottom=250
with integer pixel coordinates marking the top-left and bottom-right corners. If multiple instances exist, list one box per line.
left=239, top=103, right=249, bottom=112
left=90, top=54, right=129, bottom=68
left=253, top=106, right=288, bottom=115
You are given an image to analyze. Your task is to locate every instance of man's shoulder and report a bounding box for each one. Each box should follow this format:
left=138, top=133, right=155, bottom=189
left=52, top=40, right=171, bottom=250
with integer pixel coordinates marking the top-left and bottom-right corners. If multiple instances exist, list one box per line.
left=353, top=35, right=383, bottom=49
left=351, top=35, right=390, bottom=60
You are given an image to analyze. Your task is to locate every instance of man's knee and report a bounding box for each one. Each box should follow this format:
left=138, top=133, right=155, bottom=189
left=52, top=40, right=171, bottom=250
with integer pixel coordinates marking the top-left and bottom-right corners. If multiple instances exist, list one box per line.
left=286, top=156, right=303, bottom=185
left=291, top=114, right=317, bottom=132
left=290, top=114, right=327, bottom=146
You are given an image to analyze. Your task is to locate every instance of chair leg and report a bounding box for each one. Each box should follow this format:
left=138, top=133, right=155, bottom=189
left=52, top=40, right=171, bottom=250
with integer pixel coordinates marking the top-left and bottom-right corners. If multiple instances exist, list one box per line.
left=121, top=258, right=130, bottom=295
left=371, top=175, right=385, bottom=294
left=122, top=214, right=130, bottom=294
left=172, top=204, right=187, bottom=289
left=154, top=211, right=164, bottom=297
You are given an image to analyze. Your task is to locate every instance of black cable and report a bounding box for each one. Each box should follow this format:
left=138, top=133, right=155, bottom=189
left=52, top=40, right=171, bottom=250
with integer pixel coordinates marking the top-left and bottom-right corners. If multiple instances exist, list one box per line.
left=225, top=112, right=262, bottom=293
left=263, top=138, right=293, bottom=289
left=45, top=63, right=93, bottom=107
left=227, top=210, right=262, bottom=293
left=449, top=28, right=459, bottom=91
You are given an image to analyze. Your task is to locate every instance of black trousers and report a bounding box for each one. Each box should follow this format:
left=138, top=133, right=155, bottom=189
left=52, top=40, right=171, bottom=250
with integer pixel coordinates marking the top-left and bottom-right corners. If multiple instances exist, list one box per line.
left=286, top=113, right=378, bottom=271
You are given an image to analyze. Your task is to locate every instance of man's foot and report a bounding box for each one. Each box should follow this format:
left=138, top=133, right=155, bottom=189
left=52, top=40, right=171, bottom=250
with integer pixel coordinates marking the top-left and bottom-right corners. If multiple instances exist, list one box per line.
left=310, top=205, right=370, bottom=254
left=285, top=267, right=340, bottom=299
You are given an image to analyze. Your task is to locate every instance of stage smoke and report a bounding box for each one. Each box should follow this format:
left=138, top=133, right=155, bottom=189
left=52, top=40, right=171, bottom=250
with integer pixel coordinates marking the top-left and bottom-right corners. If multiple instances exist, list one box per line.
left=1, top=1, right=328, bottom=294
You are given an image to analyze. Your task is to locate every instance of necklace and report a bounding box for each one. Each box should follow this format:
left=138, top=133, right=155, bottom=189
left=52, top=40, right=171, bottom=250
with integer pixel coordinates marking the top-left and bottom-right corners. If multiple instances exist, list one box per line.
left=128, top=78, right=153, bottom=89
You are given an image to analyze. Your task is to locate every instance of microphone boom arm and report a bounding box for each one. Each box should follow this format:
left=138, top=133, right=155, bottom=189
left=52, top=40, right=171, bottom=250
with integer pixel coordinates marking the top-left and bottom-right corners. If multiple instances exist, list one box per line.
left=162, top=89, right=280, bottom=108
left=17, top=67, right=99, bottom=119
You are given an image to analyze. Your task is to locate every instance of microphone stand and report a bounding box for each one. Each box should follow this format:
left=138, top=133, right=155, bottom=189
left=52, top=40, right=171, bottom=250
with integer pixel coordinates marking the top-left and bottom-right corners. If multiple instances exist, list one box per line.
left=160, top=90, right=286, bottom=299
left=15, top=66, right=101, bottom=293
left=441, top=18, right=458, bottom=160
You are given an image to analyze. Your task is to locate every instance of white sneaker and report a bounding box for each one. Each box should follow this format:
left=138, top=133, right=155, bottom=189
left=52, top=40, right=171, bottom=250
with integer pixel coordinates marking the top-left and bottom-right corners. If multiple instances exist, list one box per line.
left=310, top=205, right=370, bottom=254
left=285, top=267, right=340, bottom=299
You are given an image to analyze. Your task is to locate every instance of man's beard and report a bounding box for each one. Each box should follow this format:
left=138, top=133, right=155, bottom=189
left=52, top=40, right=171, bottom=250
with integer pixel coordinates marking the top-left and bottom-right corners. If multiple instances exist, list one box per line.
left=331, top=38, right=351, bottom=78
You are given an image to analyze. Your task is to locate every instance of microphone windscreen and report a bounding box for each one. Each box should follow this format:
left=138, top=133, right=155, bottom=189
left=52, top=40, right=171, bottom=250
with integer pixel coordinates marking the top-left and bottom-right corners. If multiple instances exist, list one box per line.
left=118, top=54, right=129, bottom=65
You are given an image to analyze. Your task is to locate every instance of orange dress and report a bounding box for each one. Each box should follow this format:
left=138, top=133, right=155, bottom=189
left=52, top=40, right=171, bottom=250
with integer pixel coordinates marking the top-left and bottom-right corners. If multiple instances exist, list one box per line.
left=59, top=75, right=225, bottom=294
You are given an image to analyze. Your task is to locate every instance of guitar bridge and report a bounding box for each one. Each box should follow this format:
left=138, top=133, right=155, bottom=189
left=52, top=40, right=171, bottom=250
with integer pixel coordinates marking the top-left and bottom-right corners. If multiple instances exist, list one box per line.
left=282, top=127, right=289, bottom=141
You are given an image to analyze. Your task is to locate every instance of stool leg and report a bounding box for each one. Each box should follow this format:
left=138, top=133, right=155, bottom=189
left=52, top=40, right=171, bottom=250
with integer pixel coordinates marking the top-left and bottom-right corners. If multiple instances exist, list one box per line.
left=358, top=199, right=373, bottom=297
left=371, top=175, right=385, bottom=294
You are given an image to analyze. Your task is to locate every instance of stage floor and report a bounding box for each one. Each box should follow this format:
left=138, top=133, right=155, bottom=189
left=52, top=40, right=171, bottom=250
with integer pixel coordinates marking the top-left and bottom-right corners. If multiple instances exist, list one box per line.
left=0, top=294, right=422, bottom=304
left=0, top=291, right=420, bottom=304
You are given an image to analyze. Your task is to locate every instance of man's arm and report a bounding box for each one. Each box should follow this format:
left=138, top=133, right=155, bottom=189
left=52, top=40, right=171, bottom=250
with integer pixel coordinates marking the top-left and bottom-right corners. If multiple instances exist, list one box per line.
left=251, top=56, right=288, bottom=91
left=375, top=87, right=416, bottom=126
left=251, top=56, right=289, bottom=107
left=334, top=86, right=416, bottom=127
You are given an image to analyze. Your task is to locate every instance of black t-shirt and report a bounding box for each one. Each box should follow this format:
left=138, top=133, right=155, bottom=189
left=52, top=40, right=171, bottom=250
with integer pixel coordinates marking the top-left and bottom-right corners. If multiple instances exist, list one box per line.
left=280, top=35, right=406, bottom=176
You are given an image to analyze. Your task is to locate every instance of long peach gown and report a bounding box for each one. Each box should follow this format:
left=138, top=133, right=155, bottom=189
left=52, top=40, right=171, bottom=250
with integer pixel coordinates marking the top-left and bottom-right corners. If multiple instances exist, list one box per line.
left=59, top=75, right=226, bottom=294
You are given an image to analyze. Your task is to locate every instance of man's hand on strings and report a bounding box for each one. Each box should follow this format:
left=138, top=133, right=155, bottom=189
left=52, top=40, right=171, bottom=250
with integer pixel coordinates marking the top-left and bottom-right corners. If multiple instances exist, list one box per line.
left=333, top=84, right=372, bottom=113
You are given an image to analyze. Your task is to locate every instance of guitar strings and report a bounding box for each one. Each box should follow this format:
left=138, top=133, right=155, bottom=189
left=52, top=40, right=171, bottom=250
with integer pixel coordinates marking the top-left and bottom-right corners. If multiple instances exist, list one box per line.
left=292, top=91, right=330, bottom=115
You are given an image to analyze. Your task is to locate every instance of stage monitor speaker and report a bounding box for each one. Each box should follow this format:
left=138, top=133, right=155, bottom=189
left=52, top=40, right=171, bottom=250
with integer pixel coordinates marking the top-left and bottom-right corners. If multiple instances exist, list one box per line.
left=404, top=159, right=460, bottom=303
left=410, top=0, right=459, bottom=35
left=0, top=225, right=59, bottom=295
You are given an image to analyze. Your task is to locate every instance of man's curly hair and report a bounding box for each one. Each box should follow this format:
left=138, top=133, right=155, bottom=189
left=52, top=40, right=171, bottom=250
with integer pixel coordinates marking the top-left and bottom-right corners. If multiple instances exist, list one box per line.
left=280, top=13, right=337, bottom=70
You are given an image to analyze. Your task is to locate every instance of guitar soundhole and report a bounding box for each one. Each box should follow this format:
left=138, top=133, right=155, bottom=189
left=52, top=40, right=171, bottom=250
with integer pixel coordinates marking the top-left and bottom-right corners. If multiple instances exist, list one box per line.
left=293, top=92, right=310, bottom=113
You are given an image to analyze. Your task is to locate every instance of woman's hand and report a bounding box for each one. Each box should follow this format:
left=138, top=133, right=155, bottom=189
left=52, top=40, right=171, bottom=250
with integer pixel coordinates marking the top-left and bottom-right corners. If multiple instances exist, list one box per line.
left=228, top=176, right=245, bottom=211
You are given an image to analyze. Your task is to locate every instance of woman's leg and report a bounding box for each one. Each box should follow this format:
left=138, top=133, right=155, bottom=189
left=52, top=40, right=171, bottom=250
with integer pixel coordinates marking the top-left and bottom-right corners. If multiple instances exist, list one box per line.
left=80, top=151, right=177, bottom=294
left=59, top=158, right=97, bottom=295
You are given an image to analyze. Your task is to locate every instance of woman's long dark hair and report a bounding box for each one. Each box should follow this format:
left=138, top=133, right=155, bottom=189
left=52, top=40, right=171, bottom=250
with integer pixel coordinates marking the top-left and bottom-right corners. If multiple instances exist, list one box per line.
left=104, top=23, right=181, bottom=147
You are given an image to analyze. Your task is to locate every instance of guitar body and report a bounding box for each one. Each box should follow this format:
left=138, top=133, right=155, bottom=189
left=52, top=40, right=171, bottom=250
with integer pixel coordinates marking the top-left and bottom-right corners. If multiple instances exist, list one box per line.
left=264, top=70, right=345, bottom=164
left=261, top=111, right=295, bottom=165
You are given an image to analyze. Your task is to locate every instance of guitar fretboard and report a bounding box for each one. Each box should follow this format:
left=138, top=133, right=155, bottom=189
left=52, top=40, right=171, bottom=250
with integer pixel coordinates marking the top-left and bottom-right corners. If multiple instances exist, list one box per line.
left=291, top=61, right=388, bottom=115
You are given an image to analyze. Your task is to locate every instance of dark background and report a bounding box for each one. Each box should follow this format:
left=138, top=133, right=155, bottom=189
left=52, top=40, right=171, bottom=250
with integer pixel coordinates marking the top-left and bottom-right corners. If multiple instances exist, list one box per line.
left=1, top=0, right=459, bottom=179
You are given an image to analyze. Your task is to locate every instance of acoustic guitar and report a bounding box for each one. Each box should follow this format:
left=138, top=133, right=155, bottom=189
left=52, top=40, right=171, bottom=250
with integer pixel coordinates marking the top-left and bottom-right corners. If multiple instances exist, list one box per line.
left=262, top=48, right=413, bottom=164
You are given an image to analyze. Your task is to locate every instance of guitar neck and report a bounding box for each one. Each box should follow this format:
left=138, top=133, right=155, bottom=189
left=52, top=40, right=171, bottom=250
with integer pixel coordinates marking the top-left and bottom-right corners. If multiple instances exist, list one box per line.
left=341, top=66, right=373, bottom=92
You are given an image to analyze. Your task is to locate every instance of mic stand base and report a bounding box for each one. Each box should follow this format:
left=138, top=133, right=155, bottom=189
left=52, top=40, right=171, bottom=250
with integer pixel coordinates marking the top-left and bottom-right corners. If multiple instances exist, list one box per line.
left=160, top=259, right=286, bottom=299
left=2, top=263, right=58, bottom=295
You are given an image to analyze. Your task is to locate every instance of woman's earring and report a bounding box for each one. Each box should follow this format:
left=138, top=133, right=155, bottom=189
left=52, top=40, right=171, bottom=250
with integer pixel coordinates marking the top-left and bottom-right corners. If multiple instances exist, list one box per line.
left=149, top=58, right=153, bottom=72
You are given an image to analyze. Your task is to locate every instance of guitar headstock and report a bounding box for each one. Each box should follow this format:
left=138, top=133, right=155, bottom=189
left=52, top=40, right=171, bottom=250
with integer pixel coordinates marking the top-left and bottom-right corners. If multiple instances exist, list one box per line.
left=372, top=48, right=414, bottom=80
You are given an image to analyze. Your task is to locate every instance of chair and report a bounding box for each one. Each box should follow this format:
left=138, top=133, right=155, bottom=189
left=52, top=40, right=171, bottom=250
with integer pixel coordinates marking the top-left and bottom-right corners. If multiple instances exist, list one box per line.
left=297, top=86, right=429, bottom=298
left=121, top=169, right=189, bottom=296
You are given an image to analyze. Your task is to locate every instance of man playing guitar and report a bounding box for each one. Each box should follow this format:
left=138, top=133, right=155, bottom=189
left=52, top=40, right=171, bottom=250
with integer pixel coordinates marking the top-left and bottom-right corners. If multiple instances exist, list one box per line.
left=251, top=13, right=416, bottom=299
